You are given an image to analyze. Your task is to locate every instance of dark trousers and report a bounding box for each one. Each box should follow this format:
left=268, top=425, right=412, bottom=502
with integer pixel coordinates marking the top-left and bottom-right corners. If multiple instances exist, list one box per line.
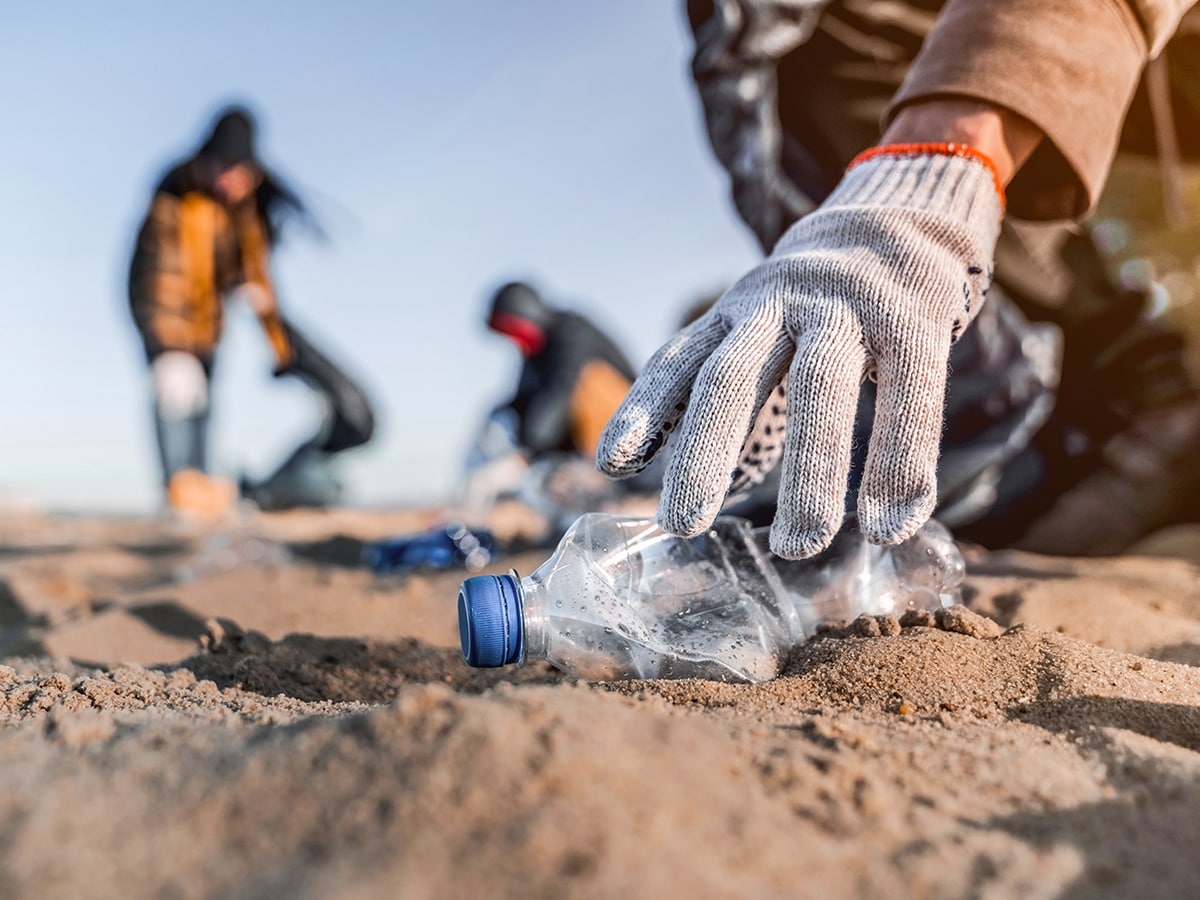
left=154, top=409, right=210, bottom=484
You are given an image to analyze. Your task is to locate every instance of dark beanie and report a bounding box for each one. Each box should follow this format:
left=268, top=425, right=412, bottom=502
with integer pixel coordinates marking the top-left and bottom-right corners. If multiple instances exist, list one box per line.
left=488, top=282, right=553, bottom=329
left=197, top=107, right=259, bottom=167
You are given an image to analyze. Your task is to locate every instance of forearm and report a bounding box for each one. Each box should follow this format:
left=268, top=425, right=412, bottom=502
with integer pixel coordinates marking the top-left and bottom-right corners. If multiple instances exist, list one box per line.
left=258, top=308, right=294, bottom=370
left=881, top=100, right=1043, bottom=187
left=885, top=0, right=1162, bottom=219
left=241, top=282, right=294, bottom=369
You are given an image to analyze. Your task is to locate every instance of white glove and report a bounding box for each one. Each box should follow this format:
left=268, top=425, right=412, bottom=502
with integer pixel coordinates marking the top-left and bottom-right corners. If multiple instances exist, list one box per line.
left=151, top=351, right=209, bottom=422
left=598, top=145, right=1004, bottom=558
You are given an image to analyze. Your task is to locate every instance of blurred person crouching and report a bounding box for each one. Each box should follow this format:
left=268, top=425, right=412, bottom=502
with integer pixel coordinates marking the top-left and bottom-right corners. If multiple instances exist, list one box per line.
left=461, top=281, right=657, bottom=538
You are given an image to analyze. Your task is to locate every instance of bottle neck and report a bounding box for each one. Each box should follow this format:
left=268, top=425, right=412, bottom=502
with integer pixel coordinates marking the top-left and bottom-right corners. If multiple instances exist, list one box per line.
left=517, top=574, right=549, bottom=663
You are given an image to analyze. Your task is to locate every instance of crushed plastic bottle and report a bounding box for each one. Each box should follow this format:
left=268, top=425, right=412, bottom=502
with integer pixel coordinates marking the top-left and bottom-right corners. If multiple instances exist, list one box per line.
left=457, top=513, right=964, bottom=683
left=365, top=523, right=495, bottom=576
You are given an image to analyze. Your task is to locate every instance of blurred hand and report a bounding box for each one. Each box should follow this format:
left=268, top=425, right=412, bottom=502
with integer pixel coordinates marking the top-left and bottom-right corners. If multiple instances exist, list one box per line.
left=151, top=351, right=208, bottom=422
left=597, top=146, right=1004, bottom=558
left=270, top=348, right=296, bottom=378
left=237, top=283, right=294, bottom=374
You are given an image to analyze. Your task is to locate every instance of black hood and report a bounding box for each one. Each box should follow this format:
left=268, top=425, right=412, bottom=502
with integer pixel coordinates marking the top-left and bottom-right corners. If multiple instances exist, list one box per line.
left=196, top=107, right=259, bottom=169
left=488, top=282, right=556, bottom=330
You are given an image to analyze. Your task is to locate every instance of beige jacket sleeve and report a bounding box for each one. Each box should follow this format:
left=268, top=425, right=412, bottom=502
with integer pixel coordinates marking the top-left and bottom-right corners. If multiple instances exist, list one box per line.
left=884, top=0, right=1197, bottom=220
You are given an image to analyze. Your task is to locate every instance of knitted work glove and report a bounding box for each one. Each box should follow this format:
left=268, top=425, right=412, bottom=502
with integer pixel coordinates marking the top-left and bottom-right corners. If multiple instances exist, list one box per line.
left=151, top=351, right=209, bottom=422
left=597, top=144, right=1004, bottom=558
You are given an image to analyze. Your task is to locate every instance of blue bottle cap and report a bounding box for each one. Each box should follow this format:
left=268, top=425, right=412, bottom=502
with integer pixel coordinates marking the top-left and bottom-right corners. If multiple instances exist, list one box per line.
left=458, top=574, right=524, bottom=667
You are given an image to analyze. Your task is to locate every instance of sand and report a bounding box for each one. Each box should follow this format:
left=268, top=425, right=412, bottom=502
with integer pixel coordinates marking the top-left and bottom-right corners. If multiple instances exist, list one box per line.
left=0, top=506, right=1198, bottom=899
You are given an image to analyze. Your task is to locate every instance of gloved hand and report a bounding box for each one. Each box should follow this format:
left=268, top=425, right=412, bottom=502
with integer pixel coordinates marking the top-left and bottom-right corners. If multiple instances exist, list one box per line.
left=597, top=145, right=1004, bottom=559
left=151, top=351, right=209, bottom=422
left=265, top=318, right=295, bottom=376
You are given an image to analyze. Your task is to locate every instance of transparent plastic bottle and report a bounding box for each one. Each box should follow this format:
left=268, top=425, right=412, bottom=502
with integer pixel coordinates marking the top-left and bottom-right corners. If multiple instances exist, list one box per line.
left=457, top=513, right=963, bottom=683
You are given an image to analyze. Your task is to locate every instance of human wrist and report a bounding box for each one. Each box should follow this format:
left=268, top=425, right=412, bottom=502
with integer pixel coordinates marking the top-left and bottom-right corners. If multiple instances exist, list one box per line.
left=881, top=99, right=1042, bottom=186
left=840, top=147, right=1005, bottom=221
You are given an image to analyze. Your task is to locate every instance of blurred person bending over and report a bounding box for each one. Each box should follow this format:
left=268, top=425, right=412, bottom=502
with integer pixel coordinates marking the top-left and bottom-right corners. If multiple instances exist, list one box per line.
left=488, top=281, right=636, bottom=460
left=129, top=106, right=374, bottom=519
left=463, top=281, right=643, bottom=525
left=598, top=0, right=1200, bottom=558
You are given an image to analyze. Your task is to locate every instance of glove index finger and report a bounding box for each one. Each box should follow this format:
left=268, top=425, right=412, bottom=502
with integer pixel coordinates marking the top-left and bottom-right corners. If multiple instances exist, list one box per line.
left=659, top=311, right=793, bottom=536
left=596, top=315, right=727, bottom=478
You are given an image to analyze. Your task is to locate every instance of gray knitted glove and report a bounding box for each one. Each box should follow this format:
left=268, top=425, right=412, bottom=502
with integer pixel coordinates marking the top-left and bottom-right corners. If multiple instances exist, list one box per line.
left=597, top=146, right=1004, bottom=558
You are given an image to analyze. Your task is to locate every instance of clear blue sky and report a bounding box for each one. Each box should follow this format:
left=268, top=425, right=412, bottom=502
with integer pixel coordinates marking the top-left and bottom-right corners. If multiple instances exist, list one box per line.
left=0, top=3, right=762, bottom=513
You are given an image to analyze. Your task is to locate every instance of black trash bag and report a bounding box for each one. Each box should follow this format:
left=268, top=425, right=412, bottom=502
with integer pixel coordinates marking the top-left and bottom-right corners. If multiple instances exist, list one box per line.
left=240, top=318, right=375, bottom=511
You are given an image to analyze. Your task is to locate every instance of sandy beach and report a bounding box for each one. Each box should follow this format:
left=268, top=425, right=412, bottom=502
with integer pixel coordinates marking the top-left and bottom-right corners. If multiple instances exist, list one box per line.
left=0, top=505, right=1198, bottom=899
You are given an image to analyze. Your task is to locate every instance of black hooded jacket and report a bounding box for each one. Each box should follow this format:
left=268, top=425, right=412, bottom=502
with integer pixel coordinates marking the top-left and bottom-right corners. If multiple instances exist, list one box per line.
left=506, top=310, right=636, bottom=456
